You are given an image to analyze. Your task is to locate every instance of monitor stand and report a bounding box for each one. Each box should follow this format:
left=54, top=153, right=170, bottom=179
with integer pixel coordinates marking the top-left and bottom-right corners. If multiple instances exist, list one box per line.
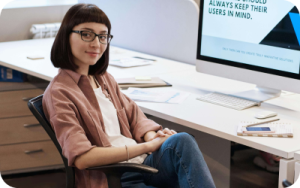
left=229, top=86, right=281, bottom=102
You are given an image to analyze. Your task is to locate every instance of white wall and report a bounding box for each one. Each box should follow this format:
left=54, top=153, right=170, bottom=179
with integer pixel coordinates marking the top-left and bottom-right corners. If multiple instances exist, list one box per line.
left=79, top=0, right=198, bottom=65
left=0, top=5, right=72, bottom=42
left=0, top=1, right=200, bottom=42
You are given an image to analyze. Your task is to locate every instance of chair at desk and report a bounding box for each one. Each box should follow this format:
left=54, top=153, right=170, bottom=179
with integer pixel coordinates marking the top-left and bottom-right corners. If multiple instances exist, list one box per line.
left=282, top=179, right=293, bottom=187
left=27, top=94, right=158, bottom=188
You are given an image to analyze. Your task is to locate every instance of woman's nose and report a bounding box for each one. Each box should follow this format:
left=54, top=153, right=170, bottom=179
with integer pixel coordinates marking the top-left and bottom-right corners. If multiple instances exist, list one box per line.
left=90, top=37, right=101, bottom=47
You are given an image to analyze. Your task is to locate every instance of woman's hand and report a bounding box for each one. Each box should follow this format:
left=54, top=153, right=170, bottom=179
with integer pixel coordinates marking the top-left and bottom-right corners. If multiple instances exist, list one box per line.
left=149, top=128, right=177, bottom=141
left=144, top=128, right=177, bottom=153
left=147, top=134, right=171, bottom=153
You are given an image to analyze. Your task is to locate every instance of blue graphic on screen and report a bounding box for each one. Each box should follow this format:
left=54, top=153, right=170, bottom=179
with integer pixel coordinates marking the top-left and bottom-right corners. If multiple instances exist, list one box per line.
left=289, top=12, right=300, bottom=45
left=200, top=2, right=300, bottom=74
left=260, top=7, right=300, bottom=50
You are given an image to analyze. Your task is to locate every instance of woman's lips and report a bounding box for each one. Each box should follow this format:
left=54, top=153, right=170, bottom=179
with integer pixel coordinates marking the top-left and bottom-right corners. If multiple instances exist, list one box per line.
left=86, top=52, right=99, bottom=57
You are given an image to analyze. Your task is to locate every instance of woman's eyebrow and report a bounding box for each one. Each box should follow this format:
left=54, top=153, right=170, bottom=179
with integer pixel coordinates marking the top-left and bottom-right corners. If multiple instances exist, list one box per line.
left=81, top=28, right=94, bottom=31
left=81, top=28, right=108, bottom=33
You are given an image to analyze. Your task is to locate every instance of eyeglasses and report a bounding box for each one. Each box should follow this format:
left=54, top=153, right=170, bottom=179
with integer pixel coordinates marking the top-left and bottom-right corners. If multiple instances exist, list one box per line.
left=71, top=30, right=113, bottom=44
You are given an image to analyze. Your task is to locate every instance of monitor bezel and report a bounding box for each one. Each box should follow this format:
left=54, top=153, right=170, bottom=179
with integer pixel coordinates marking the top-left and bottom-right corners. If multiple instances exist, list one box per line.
left=196, top=0, right=300, bottom=81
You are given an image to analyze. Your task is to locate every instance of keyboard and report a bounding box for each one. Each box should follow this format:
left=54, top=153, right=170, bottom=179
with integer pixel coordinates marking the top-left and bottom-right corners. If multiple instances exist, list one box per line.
left=196, top=92, right=260, bottom=110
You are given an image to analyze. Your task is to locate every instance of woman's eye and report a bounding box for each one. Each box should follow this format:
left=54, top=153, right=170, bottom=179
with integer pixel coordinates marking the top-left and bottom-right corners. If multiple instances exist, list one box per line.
left=82, top=33, right=91, bottom=37
left=100, top=36, right=107, bottom=40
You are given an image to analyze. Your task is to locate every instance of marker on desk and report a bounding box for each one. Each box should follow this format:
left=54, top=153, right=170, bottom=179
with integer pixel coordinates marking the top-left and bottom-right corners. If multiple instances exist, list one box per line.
left=27, top=56, right=44, bottom=60
left=243, top=118, right=280, bottom=127
left=133, top=57, right=156, bottom=61
left=135, top=76, right=152, bottom=81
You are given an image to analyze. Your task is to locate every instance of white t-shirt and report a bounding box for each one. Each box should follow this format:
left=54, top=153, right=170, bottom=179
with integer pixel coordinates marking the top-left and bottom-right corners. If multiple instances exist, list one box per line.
left=93, top=77, right=147, bottom=164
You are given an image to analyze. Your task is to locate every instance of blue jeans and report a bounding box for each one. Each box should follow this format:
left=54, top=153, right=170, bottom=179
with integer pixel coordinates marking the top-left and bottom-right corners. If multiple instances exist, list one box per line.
left=121, top=132, right=216, bottom=188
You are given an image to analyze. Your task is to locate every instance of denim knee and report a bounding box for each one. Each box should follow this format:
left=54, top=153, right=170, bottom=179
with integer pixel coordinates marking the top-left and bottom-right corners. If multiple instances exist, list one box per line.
left=175, top=132, right=195, bottom=142
left=166, top=132, right=197, bottom=150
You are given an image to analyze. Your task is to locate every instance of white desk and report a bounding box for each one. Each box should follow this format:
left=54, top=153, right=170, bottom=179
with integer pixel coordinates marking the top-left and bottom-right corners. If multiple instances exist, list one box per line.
left=145, top=70, right=300, bottom=159
left=1, top=38, right=300, bottom=188
left=0, top=38, right=191, bottom=81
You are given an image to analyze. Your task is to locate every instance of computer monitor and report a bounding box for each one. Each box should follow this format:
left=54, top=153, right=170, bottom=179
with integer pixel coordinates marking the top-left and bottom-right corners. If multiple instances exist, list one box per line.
left=196, top=0, right=300, bottom=101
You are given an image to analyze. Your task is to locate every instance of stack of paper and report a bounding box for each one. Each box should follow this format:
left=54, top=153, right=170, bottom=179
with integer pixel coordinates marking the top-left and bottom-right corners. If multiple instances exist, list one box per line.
left=116, top=77, right=172, bottom=88
left=122, top=88, right=190, bottom=104
left=236, top=121, right=294, bottom=138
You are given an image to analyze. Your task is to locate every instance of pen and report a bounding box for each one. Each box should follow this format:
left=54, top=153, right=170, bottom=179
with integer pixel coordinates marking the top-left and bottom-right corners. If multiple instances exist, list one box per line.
left=243, top=118, right=280, bottom=127
left=133, top=56, right=157, bottom=61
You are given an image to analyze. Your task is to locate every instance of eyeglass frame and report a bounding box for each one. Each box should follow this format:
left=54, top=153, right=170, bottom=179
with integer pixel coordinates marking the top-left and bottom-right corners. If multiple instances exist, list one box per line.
left=71, top=30, right=113, bottom=44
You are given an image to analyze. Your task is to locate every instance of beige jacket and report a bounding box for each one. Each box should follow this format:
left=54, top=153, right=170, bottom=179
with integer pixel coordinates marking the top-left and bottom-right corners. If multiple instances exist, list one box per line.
left=42, top=68, right=162, bottom=188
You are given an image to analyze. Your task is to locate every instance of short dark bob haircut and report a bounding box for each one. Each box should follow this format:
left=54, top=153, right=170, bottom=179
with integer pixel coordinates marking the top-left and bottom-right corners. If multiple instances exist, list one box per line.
left=51, top=4, right=111, bottom=75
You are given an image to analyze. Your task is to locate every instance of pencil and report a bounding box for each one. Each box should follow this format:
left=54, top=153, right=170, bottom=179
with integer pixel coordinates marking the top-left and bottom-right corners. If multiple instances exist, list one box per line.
left=243, top=118, right=280, bottom=127
left=133, top=56, right=157, bottom=61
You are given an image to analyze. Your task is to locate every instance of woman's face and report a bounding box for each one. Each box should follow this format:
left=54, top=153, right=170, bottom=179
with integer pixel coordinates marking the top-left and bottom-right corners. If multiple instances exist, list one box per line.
left=69, top=22, right=108, bottom=70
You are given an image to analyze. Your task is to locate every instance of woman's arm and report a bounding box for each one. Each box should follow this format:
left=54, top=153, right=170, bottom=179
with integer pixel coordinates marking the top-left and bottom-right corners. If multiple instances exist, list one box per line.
left=143, top=131, right=157, bottom=142
left=75, top=135, right=170, bottom=170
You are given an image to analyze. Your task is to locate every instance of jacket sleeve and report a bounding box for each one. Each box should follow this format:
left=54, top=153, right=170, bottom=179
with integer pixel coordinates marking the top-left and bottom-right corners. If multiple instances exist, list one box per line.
left=43, top=87, right=96, bottom=167
left=107, top=73, right=162, bottom=143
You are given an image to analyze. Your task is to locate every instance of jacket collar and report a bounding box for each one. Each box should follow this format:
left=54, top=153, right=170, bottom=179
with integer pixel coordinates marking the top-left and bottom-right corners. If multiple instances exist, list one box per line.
left=61, top=68, right=106, bottom=88
left=61, top=68, right=82, bottom=84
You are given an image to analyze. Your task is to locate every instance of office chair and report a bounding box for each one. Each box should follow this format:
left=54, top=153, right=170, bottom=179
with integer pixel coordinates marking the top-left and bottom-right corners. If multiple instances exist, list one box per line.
left=28, top=94, right=158, bottom=188
left=282, top=179, right=292, bottom=187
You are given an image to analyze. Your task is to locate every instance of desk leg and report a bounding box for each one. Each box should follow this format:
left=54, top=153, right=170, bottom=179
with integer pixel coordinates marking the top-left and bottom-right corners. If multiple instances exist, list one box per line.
left=294, top=162, right=300, bottom=184
left=278, top=158, right=297, bottom=188
left=146, top=115, right=231, bottom=188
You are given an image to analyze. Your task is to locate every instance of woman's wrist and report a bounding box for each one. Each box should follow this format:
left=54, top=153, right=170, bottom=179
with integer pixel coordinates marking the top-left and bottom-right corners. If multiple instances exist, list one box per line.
left=144, top=140, right=154, bottom=153
left=143, top=131, right=157, bottom=142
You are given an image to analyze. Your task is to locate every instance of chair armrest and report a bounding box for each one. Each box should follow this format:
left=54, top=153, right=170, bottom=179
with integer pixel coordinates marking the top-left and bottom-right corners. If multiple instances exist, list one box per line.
left=282, top=179, right=293, bottom=187
left=86, top=163, right=158, bottom=174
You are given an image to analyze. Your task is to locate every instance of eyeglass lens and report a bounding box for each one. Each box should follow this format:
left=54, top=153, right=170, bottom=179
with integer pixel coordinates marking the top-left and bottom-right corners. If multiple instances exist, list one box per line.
left=81, top=31, right=112, bottom=44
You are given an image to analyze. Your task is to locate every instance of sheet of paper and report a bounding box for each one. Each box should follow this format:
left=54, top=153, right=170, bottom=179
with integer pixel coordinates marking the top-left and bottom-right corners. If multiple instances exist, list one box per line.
left=121, top=88, right=190, bottom=104
left=109, top=57, right=152, bottom=68
left=107, top=66, right=134, bottom=79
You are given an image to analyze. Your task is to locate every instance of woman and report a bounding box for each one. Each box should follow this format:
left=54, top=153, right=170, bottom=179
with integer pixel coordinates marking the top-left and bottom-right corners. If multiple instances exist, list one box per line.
left=43, top=3, right=215, bottom=188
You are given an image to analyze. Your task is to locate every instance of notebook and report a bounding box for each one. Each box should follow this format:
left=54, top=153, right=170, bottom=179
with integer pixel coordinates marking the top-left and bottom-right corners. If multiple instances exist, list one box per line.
left=116, top=77, right=172, bottom=89
left=236, top=121, right=293, bottom=138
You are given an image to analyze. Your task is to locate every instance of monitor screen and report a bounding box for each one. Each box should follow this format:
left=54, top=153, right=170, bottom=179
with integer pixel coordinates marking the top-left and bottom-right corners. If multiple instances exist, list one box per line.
left=197, top=0, right=300, bottom=80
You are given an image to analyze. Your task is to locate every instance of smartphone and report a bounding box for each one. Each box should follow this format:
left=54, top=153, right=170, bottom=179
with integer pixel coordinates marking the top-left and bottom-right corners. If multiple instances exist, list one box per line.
left=242, top=127, right=276, bottom=134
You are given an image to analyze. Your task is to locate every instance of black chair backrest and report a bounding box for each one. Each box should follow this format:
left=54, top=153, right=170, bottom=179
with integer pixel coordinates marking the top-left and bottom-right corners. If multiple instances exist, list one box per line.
left=28, top=94, right=75, bottom=188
